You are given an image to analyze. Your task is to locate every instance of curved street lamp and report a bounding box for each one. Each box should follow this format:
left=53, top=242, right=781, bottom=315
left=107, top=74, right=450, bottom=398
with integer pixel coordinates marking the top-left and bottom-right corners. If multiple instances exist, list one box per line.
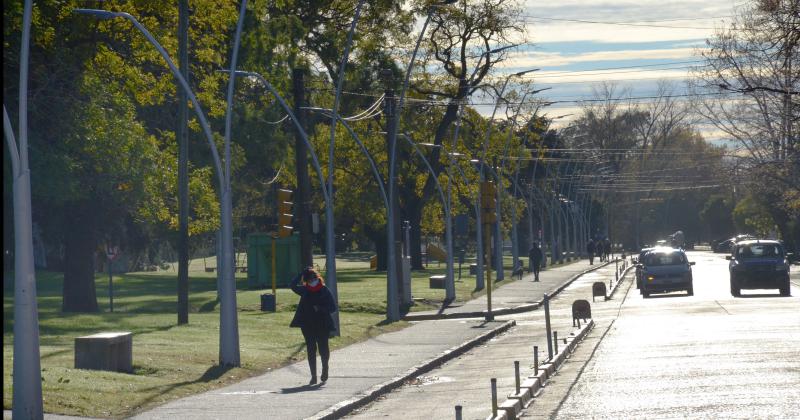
left=74, top=7, right=243, bottom=366
left=385, top=0, right=458, bottom=321
left=4, top=2, right=42, bottom=416
left=405, top=136, right=456, bottom=302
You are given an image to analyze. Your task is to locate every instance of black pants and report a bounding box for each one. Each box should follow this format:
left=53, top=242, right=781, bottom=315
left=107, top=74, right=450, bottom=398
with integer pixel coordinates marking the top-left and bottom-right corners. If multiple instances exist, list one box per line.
left=301, top=327, right=330, bottom=378
left=532, top=263, right=541, bottom=281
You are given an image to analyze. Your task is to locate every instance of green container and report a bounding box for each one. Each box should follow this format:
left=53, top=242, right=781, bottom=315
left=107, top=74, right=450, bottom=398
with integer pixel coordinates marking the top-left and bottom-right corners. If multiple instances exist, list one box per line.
left=247, top=233, right=301, bottom=289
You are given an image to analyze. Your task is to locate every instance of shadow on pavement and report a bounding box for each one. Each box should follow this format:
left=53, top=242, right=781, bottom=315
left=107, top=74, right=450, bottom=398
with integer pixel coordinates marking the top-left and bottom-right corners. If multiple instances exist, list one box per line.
left=280, top=383, right=324, bottom=394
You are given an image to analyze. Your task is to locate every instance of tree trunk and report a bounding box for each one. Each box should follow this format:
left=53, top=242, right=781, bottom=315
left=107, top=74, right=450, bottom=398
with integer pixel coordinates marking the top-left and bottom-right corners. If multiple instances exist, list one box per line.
left=364, top=225, right=387, bottom=271
left=62, top=209, right=99, bottom=312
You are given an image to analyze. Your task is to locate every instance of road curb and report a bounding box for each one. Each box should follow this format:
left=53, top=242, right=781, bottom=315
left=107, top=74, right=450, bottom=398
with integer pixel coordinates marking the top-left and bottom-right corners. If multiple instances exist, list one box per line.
left=403, top=260, right=616, bottom=321
left=307, top=319, right=517, bottom=420
left=489, top=320, right=595, bottom=420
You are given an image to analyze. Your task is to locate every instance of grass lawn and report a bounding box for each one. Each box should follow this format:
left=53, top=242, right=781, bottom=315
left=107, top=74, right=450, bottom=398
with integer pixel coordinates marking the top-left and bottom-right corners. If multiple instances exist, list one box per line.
left=3, top=253, right=525, bottom=418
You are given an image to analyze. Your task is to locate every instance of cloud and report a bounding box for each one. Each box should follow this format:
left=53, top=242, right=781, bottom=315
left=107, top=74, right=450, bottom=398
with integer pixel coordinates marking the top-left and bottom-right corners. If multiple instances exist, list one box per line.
left=501, top=48, right=698, bottom=68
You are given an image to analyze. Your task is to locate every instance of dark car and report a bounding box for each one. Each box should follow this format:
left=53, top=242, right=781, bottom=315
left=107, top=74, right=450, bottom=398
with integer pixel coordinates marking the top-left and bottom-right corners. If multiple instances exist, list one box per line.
left=714, top=234, right=756, bottom=253
left=635, top=247, right=655, bottom=291
left=639, top=248, right=695, bottom=297
left=726, top=240, right=791, bottom=297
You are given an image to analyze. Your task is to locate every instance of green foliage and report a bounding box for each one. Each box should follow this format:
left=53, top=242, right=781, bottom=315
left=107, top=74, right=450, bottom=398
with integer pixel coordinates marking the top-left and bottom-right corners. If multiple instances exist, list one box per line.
left=733, top=195, right=777, bottom=237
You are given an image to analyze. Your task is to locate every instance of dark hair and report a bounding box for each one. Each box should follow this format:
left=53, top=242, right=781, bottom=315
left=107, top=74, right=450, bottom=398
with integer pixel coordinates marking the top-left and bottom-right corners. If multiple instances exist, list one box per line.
left=302, top=267, right=325, bottom=284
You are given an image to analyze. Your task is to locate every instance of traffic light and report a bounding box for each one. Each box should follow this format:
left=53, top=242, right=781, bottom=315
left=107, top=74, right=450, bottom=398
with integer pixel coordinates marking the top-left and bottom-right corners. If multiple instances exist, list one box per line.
left=480, top=181, right=497, bottom=224
left=277, top=188, right=293, bottom=238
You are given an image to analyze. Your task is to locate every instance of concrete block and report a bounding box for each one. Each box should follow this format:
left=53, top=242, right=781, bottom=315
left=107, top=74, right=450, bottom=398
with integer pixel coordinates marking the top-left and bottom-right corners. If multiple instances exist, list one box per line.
left=485, top=412, right=509, bottom=420
left=75, top=331, right=132, bottom=373
left=508, top=387, right=532, bottom=403
left=521, top=377, right=541, bottom=394
left=429, top=275, right=446, bottom=289
left=499, top=398, right=522, bottom=419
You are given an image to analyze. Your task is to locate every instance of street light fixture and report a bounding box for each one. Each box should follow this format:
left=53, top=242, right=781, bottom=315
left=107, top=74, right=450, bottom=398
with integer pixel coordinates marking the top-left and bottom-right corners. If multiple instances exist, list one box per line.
left=221, top=70, right=341, bottom=334
left=477, top=68, right=538, bottom=282
left=412, top=137, right=456, bottom=303
left=75, top=7, right=242, bottom=365
left=4, top=3, right=42, bottom=417
left=385, top=0, right=458, bottom=321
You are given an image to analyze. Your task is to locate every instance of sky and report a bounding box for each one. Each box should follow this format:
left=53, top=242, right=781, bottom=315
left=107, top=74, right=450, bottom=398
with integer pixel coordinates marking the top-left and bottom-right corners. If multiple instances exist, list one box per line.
left=478, top=0, right=749, bottom=139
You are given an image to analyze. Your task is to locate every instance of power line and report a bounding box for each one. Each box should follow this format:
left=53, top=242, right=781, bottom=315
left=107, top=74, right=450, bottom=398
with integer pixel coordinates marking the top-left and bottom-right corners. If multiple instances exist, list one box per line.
left=521, top=15, right=723, bottom=30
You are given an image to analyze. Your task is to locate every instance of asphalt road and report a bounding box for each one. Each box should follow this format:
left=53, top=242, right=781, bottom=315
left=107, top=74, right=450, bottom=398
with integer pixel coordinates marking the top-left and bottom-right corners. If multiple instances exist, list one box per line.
left=345, top=251, right=800, bottom=419
left=345, top=263, right=626, bottom=420
left=527, top=250, right=800, bottom=419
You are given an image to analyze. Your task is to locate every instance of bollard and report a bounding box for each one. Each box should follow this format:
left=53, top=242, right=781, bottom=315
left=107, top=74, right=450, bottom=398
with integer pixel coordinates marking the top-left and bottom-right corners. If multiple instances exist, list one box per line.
left=554, top=331, right=559, bottom=354
left=455, top=405, right=463, bottom=420
left=609, top=279, right=613, bottom=293
left=615, top=260, right=619, bottom=282
left=544, top=293, right=553, bottom=360
left=514, top=361, right=520, bottom=394
left=491, top=378, right=498, bottom=417
left=533, top=346, right=539, bottom=376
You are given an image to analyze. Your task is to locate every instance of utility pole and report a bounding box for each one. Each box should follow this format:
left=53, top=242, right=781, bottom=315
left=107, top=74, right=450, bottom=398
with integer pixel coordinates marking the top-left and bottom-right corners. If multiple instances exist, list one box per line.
left=383, top=70, right=401, bottom=321
left=176, top=0, right=190, bottom=325
left=292, top=69, right=313, bottom=267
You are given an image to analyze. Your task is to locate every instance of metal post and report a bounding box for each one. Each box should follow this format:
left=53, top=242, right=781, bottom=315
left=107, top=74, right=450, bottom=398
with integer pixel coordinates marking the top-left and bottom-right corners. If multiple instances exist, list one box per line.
left=271, top=236, right=277, bottom=296
left=534, top=345, right=539, bottom=376
left=292, top=69, right=313, bottom=267
left=384, top=83, right=400, bottom=322
left=544, top=293, right=553, bottom=359
left=7, top=1, right=43, bottom=416
left=176, top=0, right=190, bottom=325
left=108, top=258, right=113, bottom=312
left=554, top=331, right=559, bottom=355
left=514, top=360, right=521, bottom=394
left=455, top=405, right=463, bottom=420
left=485, top=214, right=494, bottom=321
left=494, top=164, right=504, bottom=282
left=491, top=378, right=498, bottom=417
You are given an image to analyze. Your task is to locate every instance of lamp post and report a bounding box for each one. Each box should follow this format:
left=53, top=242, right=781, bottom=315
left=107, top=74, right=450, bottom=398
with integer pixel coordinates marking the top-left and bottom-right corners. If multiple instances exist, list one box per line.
left=447, top=44, right=520, bottom=291
left=477, top=68, right=538, bottom=280
left=386, top=0, right=457, bottom=321
left=412, top=138, right=455, bottom=302
left=324, top=0, right=366, bottom=319
left=75, top=7, right=243, bottom=365
left=223, top=70, right=338, bottom=332
left=3, top=0, right=43, bottom=416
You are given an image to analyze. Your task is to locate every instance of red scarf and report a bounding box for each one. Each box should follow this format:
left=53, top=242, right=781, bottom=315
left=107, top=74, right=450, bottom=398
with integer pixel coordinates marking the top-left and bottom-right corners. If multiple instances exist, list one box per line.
left=305, top=281, right=323, bottom=293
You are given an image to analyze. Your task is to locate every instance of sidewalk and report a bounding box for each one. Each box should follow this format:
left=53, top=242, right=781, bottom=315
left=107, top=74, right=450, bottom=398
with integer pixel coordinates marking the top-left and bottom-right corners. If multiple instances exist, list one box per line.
left=128, top=258, right=610, bottom=420
left=405, top=258, right=614, bottom=320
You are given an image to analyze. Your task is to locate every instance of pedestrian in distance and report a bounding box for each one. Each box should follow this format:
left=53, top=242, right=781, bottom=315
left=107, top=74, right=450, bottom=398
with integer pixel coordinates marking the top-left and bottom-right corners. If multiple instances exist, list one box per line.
left=587, top=239, right=596, bottom=265
left=529, top=242, right=544, bottom=282
left=290, top=267, right=337, bottom=385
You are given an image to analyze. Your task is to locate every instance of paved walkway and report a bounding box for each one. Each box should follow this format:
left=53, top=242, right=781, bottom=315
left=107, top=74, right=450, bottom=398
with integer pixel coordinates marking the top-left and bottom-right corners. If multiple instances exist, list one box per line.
left=405, top=259, right=618, bottom=320
left=8, top=257, right=614, bottom=420
left=131, top=258, right=611, bottom=420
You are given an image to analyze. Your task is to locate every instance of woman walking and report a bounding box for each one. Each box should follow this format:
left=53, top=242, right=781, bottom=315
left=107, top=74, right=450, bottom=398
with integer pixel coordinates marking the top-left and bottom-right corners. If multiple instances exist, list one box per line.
left=290, top=267, right=337, bottom=385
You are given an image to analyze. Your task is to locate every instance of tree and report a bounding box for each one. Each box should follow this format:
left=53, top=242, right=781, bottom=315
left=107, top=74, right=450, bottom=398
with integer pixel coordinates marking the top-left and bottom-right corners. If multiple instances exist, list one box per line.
left=693, top=0, right=799, bottom=250
left=3, top=1, right=234, bottom=311
left=398, top=0, right=528, bottom=268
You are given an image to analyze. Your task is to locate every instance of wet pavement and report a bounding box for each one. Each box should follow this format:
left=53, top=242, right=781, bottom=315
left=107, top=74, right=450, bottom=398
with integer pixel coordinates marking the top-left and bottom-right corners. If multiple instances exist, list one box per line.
left=524, top=250, right=800, bottom=419
left=346, top=263, right=625, bottom=419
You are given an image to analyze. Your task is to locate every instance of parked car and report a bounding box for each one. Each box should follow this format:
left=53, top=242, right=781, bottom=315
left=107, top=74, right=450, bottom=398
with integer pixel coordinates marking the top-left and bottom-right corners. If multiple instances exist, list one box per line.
left=639, top=248, right=695, bottom=298
left=726, top=240, right=791, bottom=297
left=714, top=234, right=756, bottom=254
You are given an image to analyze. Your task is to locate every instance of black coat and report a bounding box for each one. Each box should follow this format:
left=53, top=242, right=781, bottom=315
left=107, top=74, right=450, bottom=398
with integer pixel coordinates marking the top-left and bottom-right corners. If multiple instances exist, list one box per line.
left=289, top=274, right=337, bottom=333
left=529, top=247, right=543, bottom=264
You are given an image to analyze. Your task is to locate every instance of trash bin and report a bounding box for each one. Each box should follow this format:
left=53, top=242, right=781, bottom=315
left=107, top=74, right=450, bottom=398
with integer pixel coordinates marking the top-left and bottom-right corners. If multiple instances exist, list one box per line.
left=261, top=293, right=276, bottom=312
